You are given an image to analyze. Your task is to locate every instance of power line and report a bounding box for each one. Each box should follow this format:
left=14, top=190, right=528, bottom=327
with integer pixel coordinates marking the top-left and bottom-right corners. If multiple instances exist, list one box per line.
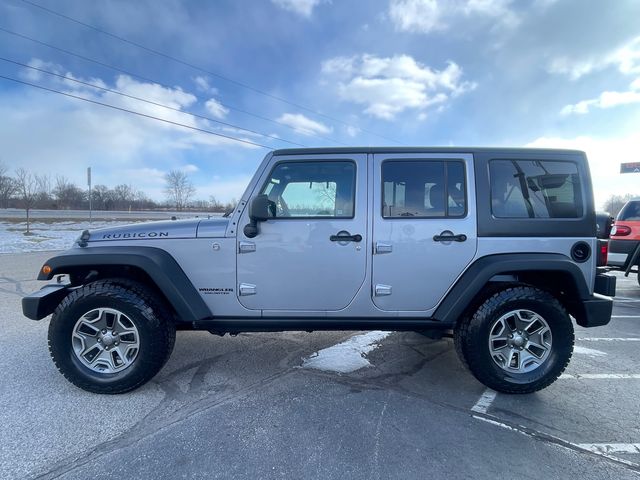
left=0, top=74, right=272, bottom=149
left=0, top=26, right=348, bottom=146
left=18, top=0, right=405, bottom=145
left=0, top=56, right=307, bottom=147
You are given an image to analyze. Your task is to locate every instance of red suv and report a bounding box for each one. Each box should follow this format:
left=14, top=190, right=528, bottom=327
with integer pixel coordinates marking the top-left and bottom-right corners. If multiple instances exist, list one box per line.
left=608, top=199, right=640, bottom=285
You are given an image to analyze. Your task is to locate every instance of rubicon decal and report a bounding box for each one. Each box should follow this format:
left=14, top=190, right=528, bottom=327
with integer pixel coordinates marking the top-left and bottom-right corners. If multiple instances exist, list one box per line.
left=101, top=232, right=169, bottom=239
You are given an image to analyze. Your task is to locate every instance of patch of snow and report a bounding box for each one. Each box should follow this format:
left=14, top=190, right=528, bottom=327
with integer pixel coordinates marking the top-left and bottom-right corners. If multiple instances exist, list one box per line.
left=302, top=331, right=391, bottom=373
left=0, top=220, right=136, bottom=254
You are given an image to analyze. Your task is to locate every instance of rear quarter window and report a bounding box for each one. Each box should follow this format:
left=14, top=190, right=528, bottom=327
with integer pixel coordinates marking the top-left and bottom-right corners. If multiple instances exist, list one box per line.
left=489, top=160, right=584, bottom=219
left=618, top=201, right=640, bottom=221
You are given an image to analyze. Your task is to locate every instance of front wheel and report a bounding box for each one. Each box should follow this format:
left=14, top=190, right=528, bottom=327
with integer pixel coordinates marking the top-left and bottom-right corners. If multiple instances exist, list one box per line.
left=454, top=286, right=574, bottom=394
left=48, top=280, right=176, bottom=394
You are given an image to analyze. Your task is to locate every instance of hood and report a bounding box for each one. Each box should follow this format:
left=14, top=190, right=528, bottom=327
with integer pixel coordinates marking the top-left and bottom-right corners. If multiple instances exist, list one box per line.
left=196, top=218, right=230, bottom=238
left=88, top=219, right=201, bottom=243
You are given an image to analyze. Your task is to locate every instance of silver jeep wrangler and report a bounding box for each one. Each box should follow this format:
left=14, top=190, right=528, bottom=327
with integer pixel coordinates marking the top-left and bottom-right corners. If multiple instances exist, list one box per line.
left=22, top=147, right=616, bottom=394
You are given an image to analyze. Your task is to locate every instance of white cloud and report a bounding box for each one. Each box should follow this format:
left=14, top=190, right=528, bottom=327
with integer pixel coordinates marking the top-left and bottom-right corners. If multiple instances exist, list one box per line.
left=345, top=125, right=360, bottom=137
left=560, top=76, right=640, bottom=115
left=182, top=164, right=199, bottom=173
left=525, top=133, right=640, bottom=208
left=321, top=54, right=475, bottom=119
left=276, top=113, right=332, bottom=136
left=389, top=0, right=441, bottom=34
left=388, top=0, right=518, bottom=34
left=1, top=60, right=263, bottom=201
left=205, top=98, right=229, bottom=119
left=34, top=65, right=259, bottom=149
left=549, top=36, right=640, bottom=80
left=108, top=75, right=197, bottom=125
left=553, top=37, right=640, bottom=116
left=271, top=0, right=326, bottom=18
left=22, top=59, right=62, bottom=82
left=22, top=58, right=108, bottom=91
left=193, top=76, right=218, bottom=94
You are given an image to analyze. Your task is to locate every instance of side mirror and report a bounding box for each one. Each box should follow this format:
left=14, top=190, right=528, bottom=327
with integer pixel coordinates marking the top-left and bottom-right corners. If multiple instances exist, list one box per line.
left=244, top=194, right=272, bottom=238
left=249, top=194, right=271, bottom=222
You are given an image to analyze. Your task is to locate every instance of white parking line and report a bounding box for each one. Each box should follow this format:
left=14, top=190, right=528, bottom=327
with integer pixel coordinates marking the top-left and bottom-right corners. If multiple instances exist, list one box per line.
left=472, top=415, right=640, bottom=468
left=470, top=389, right=497, bottom=414
left=576, top=444, right=640, bottom=454
left=472, top=415, right=521, bottom=433
left=573, top=346, right=607, bottom=357
left=614, top=298, right=640, bottom=303
left=577, top=337, right=640, bottom=342
left=560, top=374, right=640, bottom=379
left=611, top=315, right=640, bottom=319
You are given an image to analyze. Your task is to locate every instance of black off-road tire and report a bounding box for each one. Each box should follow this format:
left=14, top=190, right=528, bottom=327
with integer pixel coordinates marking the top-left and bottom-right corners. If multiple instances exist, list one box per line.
left=48, top=279, right=176, bottom=394
left=454, top=286, right=574, bottom=394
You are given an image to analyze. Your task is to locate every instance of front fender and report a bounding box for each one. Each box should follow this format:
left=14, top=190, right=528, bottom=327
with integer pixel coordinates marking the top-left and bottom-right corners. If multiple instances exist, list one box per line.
left=35, top=246, right=212, bottom=323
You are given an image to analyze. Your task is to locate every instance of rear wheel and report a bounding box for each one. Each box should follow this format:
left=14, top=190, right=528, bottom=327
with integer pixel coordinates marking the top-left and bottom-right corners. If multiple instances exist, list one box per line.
left=48, top=280, right=176, bottom=394
left=454, top=286, right=573, bottom=394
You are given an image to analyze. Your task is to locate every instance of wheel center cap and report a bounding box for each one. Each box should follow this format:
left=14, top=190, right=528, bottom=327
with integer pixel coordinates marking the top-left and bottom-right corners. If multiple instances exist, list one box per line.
left=101, top=332, right=116, bottom=346
left=513, top=335, right=525, bottom=347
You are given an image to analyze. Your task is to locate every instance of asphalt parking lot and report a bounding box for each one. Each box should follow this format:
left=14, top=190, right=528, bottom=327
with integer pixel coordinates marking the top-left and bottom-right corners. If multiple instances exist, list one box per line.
left=1, top=252, right=639, bottom=479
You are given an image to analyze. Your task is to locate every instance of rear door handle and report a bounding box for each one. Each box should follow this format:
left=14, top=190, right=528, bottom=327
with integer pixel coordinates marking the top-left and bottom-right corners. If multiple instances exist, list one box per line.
left=433, top=231, right=467, bottom=242
left=330, top=231, right=363, bottom=243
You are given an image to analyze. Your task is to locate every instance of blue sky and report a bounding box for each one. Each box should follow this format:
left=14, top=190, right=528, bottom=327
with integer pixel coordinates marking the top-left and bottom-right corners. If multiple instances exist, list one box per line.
left=0, top=0, right=639, bottom=206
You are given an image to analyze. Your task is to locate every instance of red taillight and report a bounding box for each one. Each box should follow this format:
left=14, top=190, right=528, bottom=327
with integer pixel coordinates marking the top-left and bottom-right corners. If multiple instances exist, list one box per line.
left=598, top=241, right=608, bottom=266
left=611, top=225, right=632, bottom=236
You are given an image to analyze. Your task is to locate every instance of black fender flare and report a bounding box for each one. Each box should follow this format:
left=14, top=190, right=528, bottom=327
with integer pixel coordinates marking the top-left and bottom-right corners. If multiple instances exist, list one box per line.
left=433, top=253, right=591, bottom=325
left=38, top=246, right=212, bottom=323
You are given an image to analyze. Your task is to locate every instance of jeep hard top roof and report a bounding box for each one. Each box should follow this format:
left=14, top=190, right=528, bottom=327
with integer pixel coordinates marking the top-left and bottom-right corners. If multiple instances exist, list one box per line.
left=272, top=147, right=586, bottom=156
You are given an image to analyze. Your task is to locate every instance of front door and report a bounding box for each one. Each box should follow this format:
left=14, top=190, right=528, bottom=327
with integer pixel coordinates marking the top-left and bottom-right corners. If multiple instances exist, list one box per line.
left=372, top=153, right=478, bottom=311
left=237, top=154, right=368, bottom=311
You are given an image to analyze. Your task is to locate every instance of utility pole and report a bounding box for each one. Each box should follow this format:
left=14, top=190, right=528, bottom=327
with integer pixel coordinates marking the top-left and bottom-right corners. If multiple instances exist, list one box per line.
left=87, top=167, right=92, bottom=224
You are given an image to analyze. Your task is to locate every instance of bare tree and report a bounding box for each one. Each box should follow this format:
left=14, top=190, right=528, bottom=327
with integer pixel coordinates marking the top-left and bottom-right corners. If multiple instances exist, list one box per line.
left=35, top=173, right=53, bottom=208
left=209, top=195, right=225, bottom=212
left=15, top=168, right=38, bottom=233
left=91, top=185, right=112, bottom=210
left=0, top=161, right=17, bottom=209
left=164, top=170, right=195, bottom=210
left=113, top=184, right=135, bottom=210
left=54, top=175, right=84, bottom=209
left=603, top=193, right=635, bottom=218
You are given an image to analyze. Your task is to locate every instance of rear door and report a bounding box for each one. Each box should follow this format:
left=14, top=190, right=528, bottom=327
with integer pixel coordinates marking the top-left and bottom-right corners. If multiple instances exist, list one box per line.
left=372, top=153, right=477, bottom=311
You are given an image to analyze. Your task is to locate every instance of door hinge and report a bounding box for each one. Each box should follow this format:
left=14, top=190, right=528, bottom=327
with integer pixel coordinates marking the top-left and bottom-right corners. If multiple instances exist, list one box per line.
left=374, top=284, right=392, bottom=296
left=238, top=241, right=256, bottom=253
left=239, top=283, right=257, bottom=296
left=375, top=242, right=392, bottom=254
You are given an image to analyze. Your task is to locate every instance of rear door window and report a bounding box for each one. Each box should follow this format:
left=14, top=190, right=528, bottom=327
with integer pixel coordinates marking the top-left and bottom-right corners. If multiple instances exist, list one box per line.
left=382, top=160, right=466, bottom=218
left=490, top=160, right=583, bottom=218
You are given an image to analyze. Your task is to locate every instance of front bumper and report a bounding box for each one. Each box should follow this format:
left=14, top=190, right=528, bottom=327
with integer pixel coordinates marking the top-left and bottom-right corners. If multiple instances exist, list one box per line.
left=22, top=284, right=71, bottom=320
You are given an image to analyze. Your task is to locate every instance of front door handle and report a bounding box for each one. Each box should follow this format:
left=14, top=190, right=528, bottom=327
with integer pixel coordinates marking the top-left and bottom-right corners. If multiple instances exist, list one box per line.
left=433, top=231, right=467, bottom=242
left=330, top=231, right=363, bottom=243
